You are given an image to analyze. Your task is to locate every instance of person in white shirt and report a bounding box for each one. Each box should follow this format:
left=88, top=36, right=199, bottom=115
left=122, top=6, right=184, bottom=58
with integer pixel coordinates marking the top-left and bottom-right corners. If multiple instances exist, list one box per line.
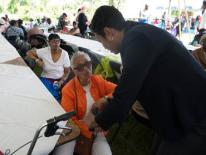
left=191, top=0, right=206, bottom=45
left=0, top=18, right=9, bottom=34
left=27, top=33, right=70, bottom=101
left=139, top=4, right=151, bottom=23
left=199, top=0, right=206, bottom=31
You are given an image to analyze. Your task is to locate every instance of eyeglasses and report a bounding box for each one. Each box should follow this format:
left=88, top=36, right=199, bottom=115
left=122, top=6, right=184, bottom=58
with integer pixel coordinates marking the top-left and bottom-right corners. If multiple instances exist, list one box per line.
left=50, top=39, right=60, bottom=43
left=74, top=61, right=92, bottom=72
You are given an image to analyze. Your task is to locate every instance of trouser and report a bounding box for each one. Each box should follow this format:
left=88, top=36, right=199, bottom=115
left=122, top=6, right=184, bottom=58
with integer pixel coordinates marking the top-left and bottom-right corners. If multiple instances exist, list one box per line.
left=191, top=29, right=206, bottom=45
left=79, top=25, right=87, bottom=36
left=156, top=119, right=206, bottom=155
left=40, top=77, right=60, bottom=102
left=53, top=133, right=112, bottom=155
left=91, top=133, right=112, bottom=155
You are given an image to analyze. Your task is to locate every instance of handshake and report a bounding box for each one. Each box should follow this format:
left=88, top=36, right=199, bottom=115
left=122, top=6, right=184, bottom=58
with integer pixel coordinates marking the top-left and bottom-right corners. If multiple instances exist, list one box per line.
left=84, top=96, right=109, bottom=132
left=91, top=96, right=108, bottom=116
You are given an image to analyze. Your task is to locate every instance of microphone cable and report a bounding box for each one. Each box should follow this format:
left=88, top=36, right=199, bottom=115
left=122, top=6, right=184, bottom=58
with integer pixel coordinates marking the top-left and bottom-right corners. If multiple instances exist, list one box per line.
left=5, top=135, right=43, bottom=155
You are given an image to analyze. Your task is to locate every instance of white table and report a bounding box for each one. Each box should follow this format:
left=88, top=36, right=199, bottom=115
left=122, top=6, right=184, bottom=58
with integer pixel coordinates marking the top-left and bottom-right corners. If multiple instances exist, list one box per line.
left=55, top=33, right=200, bottom=62
left=56, top=33, right=121, bottom=63
left=0, top=35, right=19, bottom=63
left=0, top=34, right=66, bottom=154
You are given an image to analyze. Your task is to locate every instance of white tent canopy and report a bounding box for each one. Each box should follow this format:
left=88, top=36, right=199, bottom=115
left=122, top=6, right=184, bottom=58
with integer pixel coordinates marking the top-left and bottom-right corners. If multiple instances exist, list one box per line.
left=0, top=34, right=66, bottom=154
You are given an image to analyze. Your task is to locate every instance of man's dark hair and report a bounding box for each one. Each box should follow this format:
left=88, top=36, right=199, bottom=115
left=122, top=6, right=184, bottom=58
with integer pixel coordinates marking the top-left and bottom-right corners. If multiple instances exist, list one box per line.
left=90, top=5, right=125, bottom=37
left=48, top=33, right=60, bottom=41
left=78, top=8, right=81, bottom=12
left=47, top=18, right=51, bottom=25
left=10, top=20, right=17, bottom=26
left=202, top=0, right=206, bottom=8
left=63, top=13, right=67, bottom=17
left=18, top=19, right=23, bottom=26
left=73, top=21, right=77, bottom=25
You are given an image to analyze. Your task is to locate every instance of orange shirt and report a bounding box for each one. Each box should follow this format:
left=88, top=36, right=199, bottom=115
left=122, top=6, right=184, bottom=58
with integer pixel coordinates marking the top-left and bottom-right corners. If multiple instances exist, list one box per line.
left=61, top=75, right=116, bottom=138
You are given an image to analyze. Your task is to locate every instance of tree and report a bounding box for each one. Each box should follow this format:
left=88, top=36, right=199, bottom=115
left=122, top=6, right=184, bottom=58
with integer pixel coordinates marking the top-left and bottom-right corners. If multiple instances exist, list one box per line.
left=108, top=0, right=124, bottom=9
left=109, top=0, right=114, bottom=5
left=7, top=0, right=18, bottom=14
left=5, top=0, right=127, bottom=23
left=19, top=0, right=29, bottom=6
left=0, top=6, right=3, bottom=13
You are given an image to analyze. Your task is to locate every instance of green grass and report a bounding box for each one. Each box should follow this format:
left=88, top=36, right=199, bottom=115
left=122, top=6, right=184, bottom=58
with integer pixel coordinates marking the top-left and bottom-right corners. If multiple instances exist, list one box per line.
left=107, top=115, right=154, bottom=155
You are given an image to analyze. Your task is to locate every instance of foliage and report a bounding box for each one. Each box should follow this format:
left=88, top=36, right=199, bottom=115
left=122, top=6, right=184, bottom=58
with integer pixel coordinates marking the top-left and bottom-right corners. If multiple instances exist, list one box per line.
left=108, top=0, right=124, bottom=8
left=4, top=0, right=126, bottom=23
left=0, top=5, right=3, bottom=13
left=7, top=0, right=18, bottom=14
left=19, top=0, right=29, bottom=6
left=109, top=0, right=114, bottom=5
left=171, top=9, right=194, bottom=18
left=171, top=10, right=179, bottom=17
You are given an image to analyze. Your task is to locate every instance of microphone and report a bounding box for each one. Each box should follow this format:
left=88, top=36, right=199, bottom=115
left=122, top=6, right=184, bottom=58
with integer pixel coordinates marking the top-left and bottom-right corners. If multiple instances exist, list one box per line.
left=46, top=111, right=76, bottom=125
left=44, top=111, right=76, bottom=137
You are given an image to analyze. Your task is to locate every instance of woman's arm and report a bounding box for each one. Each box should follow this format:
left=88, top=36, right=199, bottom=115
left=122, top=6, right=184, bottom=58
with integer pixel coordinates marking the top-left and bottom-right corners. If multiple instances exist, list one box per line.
left=27, top=50, right=44, bottom=68
left=27, top=50, right=38, bottom=60
left=92, top=76, right=117, bottom=110
left=58, top=67, right=70, bottom=88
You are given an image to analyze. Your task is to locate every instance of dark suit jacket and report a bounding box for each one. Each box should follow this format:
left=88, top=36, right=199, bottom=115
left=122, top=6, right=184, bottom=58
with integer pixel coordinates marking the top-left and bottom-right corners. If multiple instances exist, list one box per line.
left=96, top=21, right=206, bottom=142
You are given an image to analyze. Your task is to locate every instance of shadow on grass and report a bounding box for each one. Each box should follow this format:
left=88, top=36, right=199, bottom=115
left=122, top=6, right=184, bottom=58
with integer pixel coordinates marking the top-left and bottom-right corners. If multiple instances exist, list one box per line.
left=107, top=115, right=154, bottom=155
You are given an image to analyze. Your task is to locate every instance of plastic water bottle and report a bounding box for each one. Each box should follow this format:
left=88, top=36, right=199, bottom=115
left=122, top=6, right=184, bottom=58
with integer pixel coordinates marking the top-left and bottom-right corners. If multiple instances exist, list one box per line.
left=53, top=81, right=59, bottom=90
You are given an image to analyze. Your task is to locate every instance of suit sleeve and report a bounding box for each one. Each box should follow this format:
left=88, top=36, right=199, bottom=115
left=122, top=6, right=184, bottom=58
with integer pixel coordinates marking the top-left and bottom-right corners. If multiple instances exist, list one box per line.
left=95, top=31, right=160, bottom=130
left=102, top=77, right=117, bottom=98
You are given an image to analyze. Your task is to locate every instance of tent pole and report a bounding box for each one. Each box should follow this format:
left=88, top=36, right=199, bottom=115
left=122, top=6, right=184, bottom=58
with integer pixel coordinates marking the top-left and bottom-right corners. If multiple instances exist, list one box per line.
left=168, top=0, right=172, bottom=19
left=184, top=0, right=192, bottom=42
left=178, top=0, right=182, bottom=39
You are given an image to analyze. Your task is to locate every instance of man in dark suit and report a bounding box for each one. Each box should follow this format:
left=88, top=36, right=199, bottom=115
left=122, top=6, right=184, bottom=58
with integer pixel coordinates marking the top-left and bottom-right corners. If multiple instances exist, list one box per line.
left=85, top=5, right=206, bottom=155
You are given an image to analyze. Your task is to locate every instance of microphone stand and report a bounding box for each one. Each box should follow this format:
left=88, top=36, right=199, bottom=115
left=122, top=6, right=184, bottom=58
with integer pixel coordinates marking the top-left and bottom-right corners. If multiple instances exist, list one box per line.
left=27, top=123, right=48, bottom=155
left=27, top=111, right=75, bottom=155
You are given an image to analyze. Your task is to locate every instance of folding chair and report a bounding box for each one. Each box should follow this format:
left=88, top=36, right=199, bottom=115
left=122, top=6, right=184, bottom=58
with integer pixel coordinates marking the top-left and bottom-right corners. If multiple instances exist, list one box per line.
left=60, top=43, right=75, bottom=59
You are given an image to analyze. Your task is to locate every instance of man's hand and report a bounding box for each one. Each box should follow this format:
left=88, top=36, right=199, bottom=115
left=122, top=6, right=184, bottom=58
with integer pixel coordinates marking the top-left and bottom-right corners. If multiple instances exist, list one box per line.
left=92, top=97, right=108, bottom=111
left=84, top=97, right=109, bottom=133
left=84, top=111, right=104, bottom=134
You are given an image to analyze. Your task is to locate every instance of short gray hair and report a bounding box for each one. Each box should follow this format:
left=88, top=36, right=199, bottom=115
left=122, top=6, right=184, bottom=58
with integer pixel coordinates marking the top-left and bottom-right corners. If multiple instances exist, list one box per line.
left=70, top=51, right=91, bottom=69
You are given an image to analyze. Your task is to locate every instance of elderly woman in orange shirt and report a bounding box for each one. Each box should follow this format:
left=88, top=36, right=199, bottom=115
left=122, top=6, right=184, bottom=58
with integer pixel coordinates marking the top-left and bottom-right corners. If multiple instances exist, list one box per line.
left=53, top=51, right=116, bottom=155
